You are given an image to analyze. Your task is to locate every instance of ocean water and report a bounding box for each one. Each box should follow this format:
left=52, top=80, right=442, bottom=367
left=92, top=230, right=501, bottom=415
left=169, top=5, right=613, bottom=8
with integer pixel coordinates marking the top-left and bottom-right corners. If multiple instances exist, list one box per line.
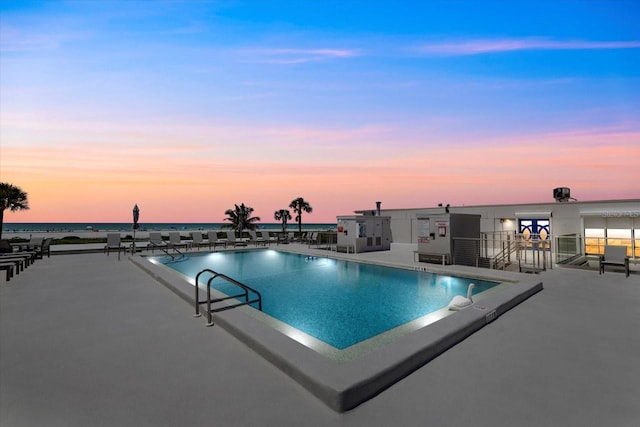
left=3, top=222, right=336, bottom=233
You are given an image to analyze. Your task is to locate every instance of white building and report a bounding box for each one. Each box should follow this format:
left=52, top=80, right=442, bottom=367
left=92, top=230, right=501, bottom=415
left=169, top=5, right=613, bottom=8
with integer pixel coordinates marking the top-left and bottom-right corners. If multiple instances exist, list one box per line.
left=354, top=196, right=639, bottom=269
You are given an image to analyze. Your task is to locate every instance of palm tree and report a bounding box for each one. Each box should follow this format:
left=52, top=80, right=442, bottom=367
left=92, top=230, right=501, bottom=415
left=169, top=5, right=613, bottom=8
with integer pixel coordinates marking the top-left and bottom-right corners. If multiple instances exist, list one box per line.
left=0, top=183, right=30, bottom=239
left=289, top=197, right=313, bottom=234
left=223, top=203, right=260, bottom=232
left=274, top=209, right=292, bottom=233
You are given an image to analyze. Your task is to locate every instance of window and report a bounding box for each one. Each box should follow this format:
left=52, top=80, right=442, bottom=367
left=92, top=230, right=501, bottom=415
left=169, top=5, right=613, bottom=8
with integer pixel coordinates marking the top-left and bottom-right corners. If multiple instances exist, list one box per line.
left=585, top=228, right=605, bottom=255
left=607, top=229, right=632, bottom=256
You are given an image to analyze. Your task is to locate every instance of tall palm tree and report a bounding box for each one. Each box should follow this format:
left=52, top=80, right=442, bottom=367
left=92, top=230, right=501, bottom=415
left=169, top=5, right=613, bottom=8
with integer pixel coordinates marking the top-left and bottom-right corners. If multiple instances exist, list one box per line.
left=0, top=183, right=30, bottom=239
left=289, top=197, right=313, bottom=234
left=223, top=203, right=260, bottom=232
left=274, top=209, right=292, bottom=233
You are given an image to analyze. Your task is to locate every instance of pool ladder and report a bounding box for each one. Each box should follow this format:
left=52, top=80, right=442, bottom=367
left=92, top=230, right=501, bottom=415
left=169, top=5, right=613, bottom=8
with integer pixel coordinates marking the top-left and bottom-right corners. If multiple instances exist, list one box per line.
left=194, top=269, right=262, bottom=326
left=148, top=242, right=185, bottom=260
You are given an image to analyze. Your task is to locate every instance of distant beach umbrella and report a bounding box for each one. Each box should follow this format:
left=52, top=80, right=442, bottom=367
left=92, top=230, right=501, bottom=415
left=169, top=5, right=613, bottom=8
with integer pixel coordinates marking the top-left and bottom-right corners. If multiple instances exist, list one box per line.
left=133, top=204, right=140, bottom=230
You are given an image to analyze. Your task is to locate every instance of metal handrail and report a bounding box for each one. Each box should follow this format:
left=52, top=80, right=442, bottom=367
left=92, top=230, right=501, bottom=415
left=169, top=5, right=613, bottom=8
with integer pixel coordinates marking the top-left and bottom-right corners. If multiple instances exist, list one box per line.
left=149, top=241, right=184, bottom=260
left=516, top=234, right=551, bottom=272
left=492, top=240, right=516, bottom=270
left=194, top=268, right=262, bottom=327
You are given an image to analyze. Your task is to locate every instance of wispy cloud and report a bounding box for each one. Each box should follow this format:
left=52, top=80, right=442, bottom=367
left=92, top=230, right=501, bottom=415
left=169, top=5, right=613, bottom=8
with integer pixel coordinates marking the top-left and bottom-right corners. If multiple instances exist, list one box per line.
left=0, top=24, right=93, bottom=52
left=245, top=48, right=361, bottom=64
left=414, top=38, right=640, bottom=56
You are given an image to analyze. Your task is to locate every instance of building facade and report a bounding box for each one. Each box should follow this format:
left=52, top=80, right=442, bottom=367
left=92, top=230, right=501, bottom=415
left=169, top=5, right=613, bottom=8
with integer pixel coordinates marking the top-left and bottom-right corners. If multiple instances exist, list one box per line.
left=356, top=199, right=640, bottom=264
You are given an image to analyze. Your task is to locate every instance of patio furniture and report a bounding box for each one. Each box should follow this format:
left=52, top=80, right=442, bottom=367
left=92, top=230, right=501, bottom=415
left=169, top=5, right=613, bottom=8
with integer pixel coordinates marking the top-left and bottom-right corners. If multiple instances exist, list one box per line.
left=104, top=233, right=124, bottom=260
left=599, top=245, right=630, bottom=277
left=191, top=231, right=210, bottom=250
left=0, top=262, right=15, bottom=281
left=260, top=230, right=275, bottom=245
left=34, top=238, right=52, bottom=259
left=169, top=232, right=191, bottom=251
left=207, top=231, right=227, bottom=250
left=247, top=230, right=266, bottom=246
left=226, top=230, right=247, bottom=247
left=148, top=232, right=169, bottom=252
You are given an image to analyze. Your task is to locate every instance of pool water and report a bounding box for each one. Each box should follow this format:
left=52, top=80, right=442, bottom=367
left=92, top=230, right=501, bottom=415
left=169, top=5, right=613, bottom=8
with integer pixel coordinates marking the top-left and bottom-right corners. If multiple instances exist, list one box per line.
left=154, top=250, right=499, bottom=349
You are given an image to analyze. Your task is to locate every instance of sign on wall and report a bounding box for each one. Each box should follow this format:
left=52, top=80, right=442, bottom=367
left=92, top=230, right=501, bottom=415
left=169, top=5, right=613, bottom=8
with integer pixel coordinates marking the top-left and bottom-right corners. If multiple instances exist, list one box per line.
left=417, top=218, right=430, bottom=243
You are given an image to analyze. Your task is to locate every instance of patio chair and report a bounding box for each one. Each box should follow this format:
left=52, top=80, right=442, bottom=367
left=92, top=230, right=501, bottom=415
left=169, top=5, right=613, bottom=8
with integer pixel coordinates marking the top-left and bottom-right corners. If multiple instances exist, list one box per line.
left=247, top=230, right=266, bottom=246
left=104, top=233, right=124, bottom=260
left=260, top=230, right=275, bottom=245
left=0, top=262, right=15, bottom=281
left=0, top=240, right=36, bottom=265
left=191, top=231, right=210, bottom=250
left=0, top=239, right=13, bottom=254
left=599, top=245, right=630, bottom=277
left=277, top=232, right=289, bottom=244
left=34, top=238, right=53, bottom=259
left=226, top=230, right=248, bottom=247
left=207, top=231, right=227, bottom=250
left=307, top=232, right=319, bottom=247
left=25, top=236, right=44, bottom=251
left=0, top=253, right=28, bottom=272
left=148, top=232, right=169, bottom=252
left=169, top=232, right=190, bottom=251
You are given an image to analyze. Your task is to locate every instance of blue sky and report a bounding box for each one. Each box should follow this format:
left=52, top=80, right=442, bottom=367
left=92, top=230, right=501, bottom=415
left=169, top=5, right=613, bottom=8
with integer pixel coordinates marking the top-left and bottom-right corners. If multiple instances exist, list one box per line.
left=1, top=0, right=639, bottom=222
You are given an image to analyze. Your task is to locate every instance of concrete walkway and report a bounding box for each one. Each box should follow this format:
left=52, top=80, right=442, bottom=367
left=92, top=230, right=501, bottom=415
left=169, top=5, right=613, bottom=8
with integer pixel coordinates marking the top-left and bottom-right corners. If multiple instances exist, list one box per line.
left=1, top=250, right=639, bottom=426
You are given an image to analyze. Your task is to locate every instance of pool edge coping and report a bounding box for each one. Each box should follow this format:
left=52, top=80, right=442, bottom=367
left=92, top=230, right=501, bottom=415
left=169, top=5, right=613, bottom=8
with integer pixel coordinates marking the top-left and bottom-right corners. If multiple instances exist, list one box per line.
left=130, top=252, right=543, bottom=412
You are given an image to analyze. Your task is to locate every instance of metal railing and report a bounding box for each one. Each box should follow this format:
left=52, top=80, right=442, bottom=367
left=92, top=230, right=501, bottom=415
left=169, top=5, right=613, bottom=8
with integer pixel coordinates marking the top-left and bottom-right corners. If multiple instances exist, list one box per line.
left=450, top=232, right=637, bottom=270
left=448, top=232, right=550, bottom=272
left=516, top=235, right=550, bottom=273
left=148, top=241, right=185, bottom=260
left=194, top=269, right=262, bottom=327
left=492, top=239, right=517, bottom=270
left=584, top=237, right=638, bottom=259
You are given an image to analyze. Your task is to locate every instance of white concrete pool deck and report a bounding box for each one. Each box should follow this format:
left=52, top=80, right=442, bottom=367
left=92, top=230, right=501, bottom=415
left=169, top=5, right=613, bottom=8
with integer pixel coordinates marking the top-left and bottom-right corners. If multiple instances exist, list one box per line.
left=1, top=244, right=639, bottom=426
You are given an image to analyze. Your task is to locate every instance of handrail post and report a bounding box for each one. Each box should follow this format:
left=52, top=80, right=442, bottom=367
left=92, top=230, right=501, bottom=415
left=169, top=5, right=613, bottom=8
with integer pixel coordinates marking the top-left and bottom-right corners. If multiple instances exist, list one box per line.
left=194, top=269, right=216, bottom=318
left=194, top=268, right=263, bottom=327
left=206, top=273, right=218, bottom=326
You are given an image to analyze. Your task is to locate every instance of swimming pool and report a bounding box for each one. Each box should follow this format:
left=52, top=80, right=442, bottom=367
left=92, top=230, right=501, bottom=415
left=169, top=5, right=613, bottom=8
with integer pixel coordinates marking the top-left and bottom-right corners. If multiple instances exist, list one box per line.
left=136, top=248, right=543, bottom=412
left=152, top=250, right=499, bottom=350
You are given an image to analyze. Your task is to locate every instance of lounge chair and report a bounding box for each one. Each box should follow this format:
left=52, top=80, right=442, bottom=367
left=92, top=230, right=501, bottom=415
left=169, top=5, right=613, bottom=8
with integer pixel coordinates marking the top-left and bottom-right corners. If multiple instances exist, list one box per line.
left=207, top=231, right=227, bottom=250
left=0, top=240, right=36, bottom=265
left=191, top=231, right=209, bottom=250
left=0, top=262, right=15, bottom=281
left=226, top=230, right=247, bottom=247
left=104, top=233, right=124, bottom=260
left=307, top=232, right=319, bottom=247
left=24, top=236, right=44, bottom=251
left=0, top=247, right=32, bottom=272
left=247, top=230, right=266, bottom=246
left=169, top=232, right=190, bottom=251
left=260, top=230, right=275, bottom=245
left=277, top=232, right=289, bottom=244
left=34, top=238, right=52, bottom=259
left=599, top=245, right=630, bottom=277
left=148, top=232, right=169, bottom=252
left=0, top=239, right=13, bottom=254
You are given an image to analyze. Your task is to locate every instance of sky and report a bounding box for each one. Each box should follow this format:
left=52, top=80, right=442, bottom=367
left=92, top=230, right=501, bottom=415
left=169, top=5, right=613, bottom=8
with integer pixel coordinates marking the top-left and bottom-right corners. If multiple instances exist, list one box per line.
left=1, top=0, right=639, bottom=224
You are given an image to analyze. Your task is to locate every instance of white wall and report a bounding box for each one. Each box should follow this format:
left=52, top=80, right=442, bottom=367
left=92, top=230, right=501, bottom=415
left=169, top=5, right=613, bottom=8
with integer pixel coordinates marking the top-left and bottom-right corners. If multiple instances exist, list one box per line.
left=365, top=199, right=640, bottom=244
